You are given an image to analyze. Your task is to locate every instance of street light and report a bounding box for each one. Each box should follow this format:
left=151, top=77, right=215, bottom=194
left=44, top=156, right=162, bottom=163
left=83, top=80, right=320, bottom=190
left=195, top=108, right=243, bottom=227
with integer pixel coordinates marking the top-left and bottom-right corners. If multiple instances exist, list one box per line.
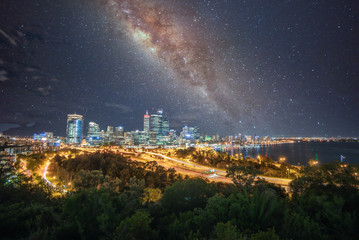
left=279, top=157, right=286, bottom=163
left=308, top=159, right=319, bottom=167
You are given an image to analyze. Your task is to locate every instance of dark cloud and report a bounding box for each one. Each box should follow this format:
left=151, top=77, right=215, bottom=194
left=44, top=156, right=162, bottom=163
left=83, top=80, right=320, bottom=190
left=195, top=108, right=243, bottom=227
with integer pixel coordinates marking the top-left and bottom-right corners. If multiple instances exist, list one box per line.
left=0, top=70, right=9, bottom=82
left=0, top=123, right=21, bottom=133
left=105, top=103, right=133, bottom=113
left=0, top=28, right=17, bottom=46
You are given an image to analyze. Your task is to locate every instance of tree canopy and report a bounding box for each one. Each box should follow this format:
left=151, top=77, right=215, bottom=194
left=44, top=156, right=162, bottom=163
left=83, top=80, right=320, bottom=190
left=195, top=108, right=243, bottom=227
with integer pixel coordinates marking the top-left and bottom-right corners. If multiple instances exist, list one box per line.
left=1, top=152, right=358, bottom=239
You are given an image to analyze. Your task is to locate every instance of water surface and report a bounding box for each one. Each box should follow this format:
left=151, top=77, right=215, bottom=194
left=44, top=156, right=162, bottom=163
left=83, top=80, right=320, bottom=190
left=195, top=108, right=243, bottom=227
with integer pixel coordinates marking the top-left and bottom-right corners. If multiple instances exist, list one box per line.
left=227, top=142, right=359, bottom=166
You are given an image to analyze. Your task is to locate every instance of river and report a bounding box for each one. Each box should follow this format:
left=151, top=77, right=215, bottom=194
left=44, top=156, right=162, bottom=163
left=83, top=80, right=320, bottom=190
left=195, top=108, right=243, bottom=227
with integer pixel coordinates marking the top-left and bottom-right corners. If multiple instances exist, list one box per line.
left=226, top=142, right=359, bottom=166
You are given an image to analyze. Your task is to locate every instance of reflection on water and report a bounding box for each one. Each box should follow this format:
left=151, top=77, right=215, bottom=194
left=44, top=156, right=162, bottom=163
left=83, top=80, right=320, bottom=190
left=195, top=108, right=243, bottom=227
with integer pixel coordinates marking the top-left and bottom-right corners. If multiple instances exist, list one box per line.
left=227, top=142, right=359, bottom=166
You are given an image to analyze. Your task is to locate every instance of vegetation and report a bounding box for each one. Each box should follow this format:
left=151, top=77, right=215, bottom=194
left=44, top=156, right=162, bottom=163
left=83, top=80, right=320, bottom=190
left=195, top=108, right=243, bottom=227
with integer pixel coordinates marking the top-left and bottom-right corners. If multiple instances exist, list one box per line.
left=186, top=149, right=299, bottom=178
left=175, top=147, right=196, bottom=159
left=0, top=152, right=358, bottom=239
left=50, top=151, right=184, bottom=190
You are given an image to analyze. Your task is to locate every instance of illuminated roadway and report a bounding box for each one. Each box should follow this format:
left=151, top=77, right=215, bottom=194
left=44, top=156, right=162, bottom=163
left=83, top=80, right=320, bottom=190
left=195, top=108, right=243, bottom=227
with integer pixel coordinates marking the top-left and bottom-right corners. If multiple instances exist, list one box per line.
left=146, top=152, right=292, bottom=187
left=71, top=147, right=292, bottom=188
left=42, top=161, right=52, bottom=186
left=42, top=158, right=67, bottom=193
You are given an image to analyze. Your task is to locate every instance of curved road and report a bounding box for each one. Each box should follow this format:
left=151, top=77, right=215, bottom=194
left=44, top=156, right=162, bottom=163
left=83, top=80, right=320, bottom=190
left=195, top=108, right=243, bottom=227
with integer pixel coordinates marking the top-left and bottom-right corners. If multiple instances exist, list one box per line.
left=146, top=152, right=292, bottom=187
left=71, top=147, right=292, bottom=188
left=42, top=159, right=68, bottom=193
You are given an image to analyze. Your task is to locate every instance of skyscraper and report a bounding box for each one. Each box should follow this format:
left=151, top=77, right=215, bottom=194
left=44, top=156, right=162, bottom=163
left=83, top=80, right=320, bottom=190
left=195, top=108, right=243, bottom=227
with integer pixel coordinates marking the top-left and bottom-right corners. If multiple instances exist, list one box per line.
left=88, top=122, right=100, bottom=137
left=106, top=126, right=114, bottom=142
left=144, top=110, right=150, bottom=132
left=180, top=126, right=200, bottom=141
left=133, top=130, right=149, bottom=145
left=66, top=114, right=83, bottom=144
left=162, top=116, right=169, bottom=135
left=87, top=122, right=102, bottom=146
left=181, top=126, right=189, bottom=138
left=107, top=126, right=114, bottom=134
left=151, top=109, right=163, bottom=136
left=111, top=126, right=124, bottom=145
left=114, top=126, right=124, bottom=137
left=192, top=126, right=200, bottom=140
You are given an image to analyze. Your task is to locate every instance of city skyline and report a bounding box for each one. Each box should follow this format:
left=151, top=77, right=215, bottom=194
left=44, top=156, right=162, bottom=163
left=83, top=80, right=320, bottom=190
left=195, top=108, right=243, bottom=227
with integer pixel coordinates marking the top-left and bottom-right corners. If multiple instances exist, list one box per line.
left=0, top=0, right=358, bottom=137
left=1, top=2, right=358, bottom=237
left=39, top=109, right=359, bottom=139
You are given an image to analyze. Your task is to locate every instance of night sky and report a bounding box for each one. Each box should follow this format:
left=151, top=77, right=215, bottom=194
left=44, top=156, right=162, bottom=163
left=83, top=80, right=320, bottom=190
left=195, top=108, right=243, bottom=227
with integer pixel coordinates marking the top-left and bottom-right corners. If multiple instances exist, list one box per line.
left=0, top=0, right=358, bottom=137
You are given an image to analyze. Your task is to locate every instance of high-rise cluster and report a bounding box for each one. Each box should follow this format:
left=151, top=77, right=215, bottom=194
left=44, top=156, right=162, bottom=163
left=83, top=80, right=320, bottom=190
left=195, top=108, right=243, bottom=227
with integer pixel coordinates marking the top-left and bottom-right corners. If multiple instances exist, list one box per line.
left=144, top=109, right=170, bottom=136
left=65, top=109, right=200, bottom=146
left=138, top=109, right=174, bottom=145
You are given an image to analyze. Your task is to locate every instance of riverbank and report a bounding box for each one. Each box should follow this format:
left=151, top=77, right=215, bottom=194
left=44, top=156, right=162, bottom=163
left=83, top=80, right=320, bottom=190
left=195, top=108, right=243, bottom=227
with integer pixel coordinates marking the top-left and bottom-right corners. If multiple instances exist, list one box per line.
left=226, top=142, right=359, bottom=166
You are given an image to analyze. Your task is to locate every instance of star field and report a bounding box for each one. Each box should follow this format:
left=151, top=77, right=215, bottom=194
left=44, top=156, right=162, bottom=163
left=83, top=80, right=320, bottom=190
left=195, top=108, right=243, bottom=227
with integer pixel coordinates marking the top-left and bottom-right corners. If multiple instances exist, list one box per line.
left=0, top=0, right=358, bottom=137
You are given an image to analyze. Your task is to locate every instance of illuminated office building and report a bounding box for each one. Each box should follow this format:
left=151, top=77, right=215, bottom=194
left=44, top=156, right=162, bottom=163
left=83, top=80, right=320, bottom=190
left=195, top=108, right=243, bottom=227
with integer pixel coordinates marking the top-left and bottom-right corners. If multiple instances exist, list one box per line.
left=114, top=126, right=124, bottom=137
left=88, top=122, right=100, bottom=136
left=124, top=132, right=133, bottom=145
left=180, top=126, right=200, bottom=141
left=192, top=126, right=200, bottom=140
left=87, top=122, right=102, bottom=145
left=148, top=131, right=157, bottom=145
left=151, top=109, right=163, bottom=136
left=66, top=114, right=83, bottom=144
left=162, top=117, right=169, bottom=135
left=144, top=110, right=150, bottom=132
left=133, top=130, right=149, bottom=145
left=106, top=126, right=114, bottom=142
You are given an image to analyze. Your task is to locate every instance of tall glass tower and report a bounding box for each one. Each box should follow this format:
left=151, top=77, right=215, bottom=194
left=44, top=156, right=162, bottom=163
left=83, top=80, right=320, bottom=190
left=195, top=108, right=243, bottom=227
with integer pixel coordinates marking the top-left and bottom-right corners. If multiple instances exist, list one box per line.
left=87, top=122, right=101, bottom=145
left=162, top=117, right=169, bottom=135
left=144, top=110, right=151, bottom=132
left=151, top=109, right=163, bottom=136
left=88, top=122, right=100, bottom=136
left=66, top=114, right=83, bottom=144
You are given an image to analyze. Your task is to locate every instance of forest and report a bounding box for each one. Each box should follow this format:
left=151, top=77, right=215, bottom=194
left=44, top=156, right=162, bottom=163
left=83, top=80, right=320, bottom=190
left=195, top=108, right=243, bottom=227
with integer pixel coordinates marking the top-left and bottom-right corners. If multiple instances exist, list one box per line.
left=175, top=148, right=298, bottom=178
left=1, top=151, right=359, bottom=239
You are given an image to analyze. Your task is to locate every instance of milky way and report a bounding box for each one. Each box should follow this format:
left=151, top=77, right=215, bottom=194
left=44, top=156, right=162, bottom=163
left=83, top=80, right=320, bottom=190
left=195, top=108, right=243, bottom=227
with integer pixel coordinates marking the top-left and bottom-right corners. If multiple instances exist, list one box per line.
left=103, top=0, right=240, bottom=122
left=2, top=0, right=357, bottom=136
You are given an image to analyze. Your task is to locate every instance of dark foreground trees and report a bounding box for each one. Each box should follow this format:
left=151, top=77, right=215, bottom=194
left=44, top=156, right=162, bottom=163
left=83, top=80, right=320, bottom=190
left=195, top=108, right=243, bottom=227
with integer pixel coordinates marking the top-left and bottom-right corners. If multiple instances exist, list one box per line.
left=1, top=153, right=358, bottom=239
left=50, top=151, right=184, bottom=191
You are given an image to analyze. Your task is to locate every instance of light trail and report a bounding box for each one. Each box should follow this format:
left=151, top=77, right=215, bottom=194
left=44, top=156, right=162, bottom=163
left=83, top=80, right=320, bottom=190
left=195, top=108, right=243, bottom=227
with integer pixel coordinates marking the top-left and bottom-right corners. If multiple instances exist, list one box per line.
left=42, top=161, right=53, bottom=186
left=42, top=160, right=67, bottom=193
left=72, top=147, right=292, bottom=188
left=146, top=152, right=292, bottom=187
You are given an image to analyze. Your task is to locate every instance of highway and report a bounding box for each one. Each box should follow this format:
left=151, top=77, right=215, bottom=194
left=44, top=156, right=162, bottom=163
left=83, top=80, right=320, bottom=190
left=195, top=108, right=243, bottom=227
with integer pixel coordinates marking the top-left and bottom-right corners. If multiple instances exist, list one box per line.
left=69, top=147, right=292, bottom=188
left=41, top=158, right=67, bottom=193
left=147, top=152, right=292, bottom=187
left=42, top=161, right=52, bottom=186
